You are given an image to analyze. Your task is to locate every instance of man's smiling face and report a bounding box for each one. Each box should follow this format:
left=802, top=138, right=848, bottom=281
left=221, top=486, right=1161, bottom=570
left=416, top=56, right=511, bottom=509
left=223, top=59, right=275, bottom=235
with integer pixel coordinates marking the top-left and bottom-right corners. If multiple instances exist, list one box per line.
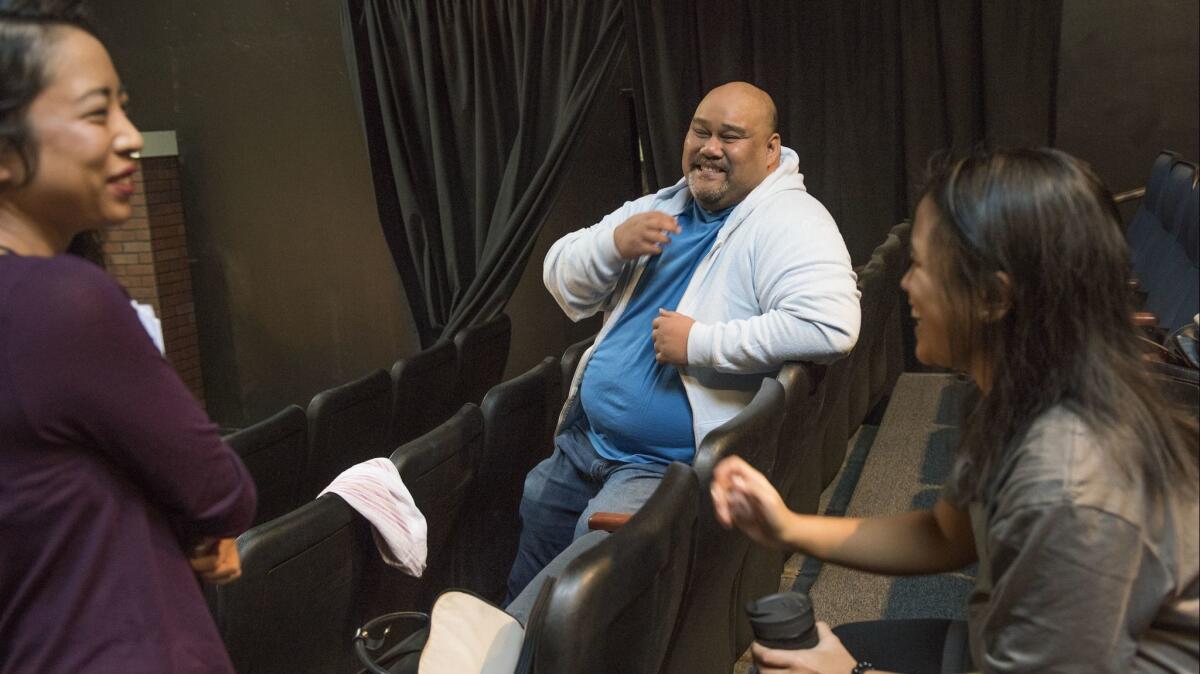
left=681, top=82, right=780, bottom=211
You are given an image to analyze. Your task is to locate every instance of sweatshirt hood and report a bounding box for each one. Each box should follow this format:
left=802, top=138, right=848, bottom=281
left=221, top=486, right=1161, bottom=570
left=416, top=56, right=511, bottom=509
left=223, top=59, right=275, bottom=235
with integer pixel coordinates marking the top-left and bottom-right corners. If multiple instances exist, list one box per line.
left=651, top=146, right=807, bottom=237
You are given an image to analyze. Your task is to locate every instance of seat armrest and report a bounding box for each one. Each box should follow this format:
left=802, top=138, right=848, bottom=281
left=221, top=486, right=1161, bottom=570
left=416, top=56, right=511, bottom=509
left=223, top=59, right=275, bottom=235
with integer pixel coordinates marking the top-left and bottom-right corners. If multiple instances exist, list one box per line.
left=587, top=512, right=632, bottom=532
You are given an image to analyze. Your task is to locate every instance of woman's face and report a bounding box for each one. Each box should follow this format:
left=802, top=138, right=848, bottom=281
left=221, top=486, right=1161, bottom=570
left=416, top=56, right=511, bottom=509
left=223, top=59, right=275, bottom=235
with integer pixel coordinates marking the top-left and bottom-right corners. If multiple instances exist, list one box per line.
left=901, top=196, right=957, bottom=370
left=4, top=27, right=142, bottom=242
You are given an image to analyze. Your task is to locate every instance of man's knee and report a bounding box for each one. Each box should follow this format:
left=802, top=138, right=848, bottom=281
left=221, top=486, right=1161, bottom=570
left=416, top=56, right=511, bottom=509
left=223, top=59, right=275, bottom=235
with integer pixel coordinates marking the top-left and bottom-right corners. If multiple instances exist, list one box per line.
left=573, top=468, right=667, bottom=538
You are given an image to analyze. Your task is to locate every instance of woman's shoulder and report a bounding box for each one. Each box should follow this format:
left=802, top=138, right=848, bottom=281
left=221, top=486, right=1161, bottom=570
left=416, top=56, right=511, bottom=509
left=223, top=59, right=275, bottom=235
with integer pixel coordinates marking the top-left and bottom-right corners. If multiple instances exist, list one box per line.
left=6, top=255, right=129, bottom=310
left=995, top=405, right=1148, bottom=522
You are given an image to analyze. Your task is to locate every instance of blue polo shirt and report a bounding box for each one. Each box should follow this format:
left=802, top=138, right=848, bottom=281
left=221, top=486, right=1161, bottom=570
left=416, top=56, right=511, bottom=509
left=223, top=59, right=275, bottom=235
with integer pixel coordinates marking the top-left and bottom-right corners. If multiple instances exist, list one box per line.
left=579, top=201, right=732, bottom=464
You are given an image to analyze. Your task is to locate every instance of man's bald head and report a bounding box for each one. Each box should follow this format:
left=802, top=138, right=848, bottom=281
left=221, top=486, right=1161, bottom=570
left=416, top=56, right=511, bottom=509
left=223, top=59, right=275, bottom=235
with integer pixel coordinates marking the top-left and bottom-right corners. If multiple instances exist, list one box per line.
left=681, top=82, right=782, bottom=211
left=700, top=82, right=778, bottom=135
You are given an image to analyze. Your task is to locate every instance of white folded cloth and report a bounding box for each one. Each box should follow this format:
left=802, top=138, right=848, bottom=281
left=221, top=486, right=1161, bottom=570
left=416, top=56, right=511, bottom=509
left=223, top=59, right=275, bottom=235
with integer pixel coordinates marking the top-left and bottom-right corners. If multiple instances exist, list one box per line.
left=320, top=457, right=428, bottom=576
left=130, top=300, right=164, bottom=354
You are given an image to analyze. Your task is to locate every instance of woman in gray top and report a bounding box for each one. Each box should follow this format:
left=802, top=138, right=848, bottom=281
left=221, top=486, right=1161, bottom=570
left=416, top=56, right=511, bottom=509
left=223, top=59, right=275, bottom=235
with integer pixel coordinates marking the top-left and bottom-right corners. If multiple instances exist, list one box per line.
left=711, top=148, right=1198, bottom=673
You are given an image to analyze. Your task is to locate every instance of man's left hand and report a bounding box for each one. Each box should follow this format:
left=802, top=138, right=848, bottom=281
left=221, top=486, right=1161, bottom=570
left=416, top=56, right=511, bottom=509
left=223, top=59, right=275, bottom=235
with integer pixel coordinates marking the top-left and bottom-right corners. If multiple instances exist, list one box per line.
left=652, top=309, right=695, bottom=365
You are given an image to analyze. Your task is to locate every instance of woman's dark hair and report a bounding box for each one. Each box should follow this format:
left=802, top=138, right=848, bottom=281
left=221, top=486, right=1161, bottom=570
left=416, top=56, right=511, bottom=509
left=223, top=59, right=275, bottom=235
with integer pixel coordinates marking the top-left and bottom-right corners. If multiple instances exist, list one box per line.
left=0, top=0, right=95, bottom=187
left=923, top=147, right=1199, bottom=501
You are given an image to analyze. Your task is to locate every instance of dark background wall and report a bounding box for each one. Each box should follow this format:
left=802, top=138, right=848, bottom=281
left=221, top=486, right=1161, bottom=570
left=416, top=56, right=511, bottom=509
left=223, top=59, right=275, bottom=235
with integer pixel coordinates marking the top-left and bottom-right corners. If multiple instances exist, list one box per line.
left=1056, top=0, right=1199, bottom=201
left=92, top=0, right=629, bottom=427
left=95, top=1, right=420, bottom=426
left=91, top=1, right=1198, bottom=428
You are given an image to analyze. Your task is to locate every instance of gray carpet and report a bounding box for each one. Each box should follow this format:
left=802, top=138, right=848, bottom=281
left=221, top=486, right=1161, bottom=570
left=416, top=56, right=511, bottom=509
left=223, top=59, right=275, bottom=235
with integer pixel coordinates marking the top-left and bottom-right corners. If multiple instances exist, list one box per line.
left=805, top=372, right=975, bottom=626
left=734, top=373, right=976, bottom=672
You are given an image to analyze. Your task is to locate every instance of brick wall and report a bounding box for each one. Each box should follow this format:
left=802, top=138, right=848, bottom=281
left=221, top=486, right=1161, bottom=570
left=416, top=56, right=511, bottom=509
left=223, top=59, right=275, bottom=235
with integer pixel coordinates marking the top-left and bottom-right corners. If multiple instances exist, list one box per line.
left=102, top=155, right=206, bottom=407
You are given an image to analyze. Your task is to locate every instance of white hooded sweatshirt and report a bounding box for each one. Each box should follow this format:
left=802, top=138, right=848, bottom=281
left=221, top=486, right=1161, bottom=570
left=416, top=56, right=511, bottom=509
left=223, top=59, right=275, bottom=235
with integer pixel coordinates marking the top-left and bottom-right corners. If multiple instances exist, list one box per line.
left=545, top=146, right=861, bottom=449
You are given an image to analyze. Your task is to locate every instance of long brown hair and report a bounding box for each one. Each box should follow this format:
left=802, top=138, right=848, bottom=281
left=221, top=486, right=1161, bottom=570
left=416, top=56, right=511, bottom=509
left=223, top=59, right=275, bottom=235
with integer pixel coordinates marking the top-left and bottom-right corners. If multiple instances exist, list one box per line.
left=925, top=148, right=1198, bottom=501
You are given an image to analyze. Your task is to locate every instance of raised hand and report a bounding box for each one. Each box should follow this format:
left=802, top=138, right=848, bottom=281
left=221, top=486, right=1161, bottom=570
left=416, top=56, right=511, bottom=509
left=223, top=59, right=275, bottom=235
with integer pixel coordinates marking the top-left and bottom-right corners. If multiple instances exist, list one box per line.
left=710, top=455, right=793, bottom=549
left=613, top=211, right=681, bottom=260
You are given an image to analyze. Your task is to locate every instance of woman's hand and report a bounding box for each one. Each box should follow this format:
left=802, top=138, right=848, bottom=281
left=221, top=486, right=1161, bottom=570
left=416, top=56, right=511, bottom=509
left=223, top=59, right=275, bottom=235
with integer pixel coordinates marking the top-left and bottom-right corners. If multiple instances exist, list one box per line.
left=189, top=537, right=242, bottom=585
left=751, top=622, right=858, bottom=674
left=710, top=455, right=793, bottom=549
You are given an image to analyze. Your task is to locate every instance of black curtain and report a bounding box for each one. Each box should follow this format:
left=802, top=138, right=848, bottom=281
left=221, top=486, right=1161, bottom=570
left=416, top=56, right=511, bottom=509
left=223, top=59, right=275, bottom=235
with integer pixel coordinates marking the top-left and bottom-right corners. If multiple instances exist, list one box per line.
left=342, top=0, right=625, bottom=347
left=622, top=0, right=1062, bottom=265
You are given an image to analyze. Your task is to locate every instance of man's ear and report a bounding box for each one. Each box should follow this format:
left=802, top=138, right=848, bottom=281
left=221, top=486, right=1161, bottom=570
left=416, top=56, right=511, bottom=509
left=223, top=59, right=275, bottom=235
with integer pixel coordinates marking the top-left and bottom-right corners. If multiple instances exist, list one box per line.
left=981, top=271, right=1012, bottom=322
left=766, top=132, right=781, bottom=168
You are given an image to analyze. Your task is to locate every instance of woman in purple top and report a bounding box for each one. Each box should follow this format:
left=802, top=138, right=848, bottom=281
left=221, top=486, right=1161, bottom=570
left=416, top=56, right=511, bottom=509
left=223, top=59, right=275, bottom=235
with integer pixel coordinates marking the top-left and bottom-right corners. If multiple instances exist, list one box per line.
left=0, top=2, right=256, bottom=671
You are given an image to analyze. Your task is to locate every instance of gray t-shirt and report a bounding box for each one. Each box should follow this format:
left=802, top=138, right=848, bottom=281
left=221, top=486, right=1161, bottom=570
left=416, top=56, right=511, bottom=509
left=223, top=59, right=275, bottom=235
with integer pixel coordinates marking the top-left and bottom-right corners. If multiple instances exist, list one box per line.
left=945, top=406, right=1198, bottom=672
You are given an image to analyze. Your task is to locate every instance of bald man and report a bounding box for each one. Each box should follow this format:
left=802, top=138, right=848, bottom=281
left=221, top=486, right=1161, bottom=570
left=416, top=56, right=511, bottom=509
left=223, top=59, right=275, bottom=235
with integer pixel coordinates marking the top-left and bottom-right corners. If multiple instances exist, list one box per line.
left=505, top=83, right=861, bottom=599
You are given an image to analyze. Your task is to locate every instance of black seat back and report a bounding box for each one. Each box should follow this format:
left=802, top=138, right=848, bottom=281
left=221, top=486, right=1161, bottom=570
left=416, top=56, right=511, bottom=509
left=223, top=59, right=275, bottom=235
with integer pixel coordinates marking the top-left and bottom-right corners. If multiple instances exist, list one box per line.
left=215, top=494, right=361, bottom=673
left=389, top=340, right=459, bottom=447
left=817, top=356, right=852, bottom=490
left=224, top=404, right=307, bottom=526
left=453, top=313, right=513, bottom=406
left=354, top=404, right=485, bottom=624
left=871, top=221, right=912, bottom=409
left=532, top=463, right=700, bottom=674
left=734, top=362, right=827, bottom=650
left=774, top=362, right=827, bottom=516
left=559, top=333, right=596, bottom=405
left=304, top=368, right=393, bottom=498
left=455, top=357, right=561, bottom=601
left=662, top=377, right=786, bottom=674
left=845, top=244, right=890, bottom=438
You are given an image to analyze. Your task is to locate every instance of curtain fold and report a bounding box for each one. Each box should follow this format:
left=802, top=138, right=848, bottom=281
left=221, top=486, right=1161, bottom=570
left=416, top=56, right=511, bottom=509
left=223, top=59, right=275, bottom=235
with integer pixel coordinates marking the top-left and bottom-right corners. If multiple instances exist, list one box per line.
left=621, top=0, right=1062, bottom=265
left=342, top=0, right=625, bottom=347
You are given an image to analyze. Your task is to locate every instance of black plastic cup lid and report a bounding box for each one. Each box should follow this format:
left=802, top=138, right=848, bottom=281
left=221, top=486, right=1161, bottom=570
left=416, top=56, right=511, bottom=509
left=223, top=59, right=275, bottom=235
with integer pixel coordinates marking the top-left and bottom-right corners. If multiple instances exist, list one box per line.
left=745, top=592, right=817, bottom=646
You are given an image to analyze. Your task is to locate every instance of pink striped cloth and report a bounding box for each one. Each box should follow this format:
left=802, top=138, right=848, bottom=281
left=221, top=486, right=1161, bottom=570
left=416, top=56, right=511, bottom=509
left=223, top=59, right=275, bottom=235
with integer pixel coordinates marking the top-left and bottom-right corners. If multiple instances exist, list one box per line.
left=319, top=458, right=428, bottom=577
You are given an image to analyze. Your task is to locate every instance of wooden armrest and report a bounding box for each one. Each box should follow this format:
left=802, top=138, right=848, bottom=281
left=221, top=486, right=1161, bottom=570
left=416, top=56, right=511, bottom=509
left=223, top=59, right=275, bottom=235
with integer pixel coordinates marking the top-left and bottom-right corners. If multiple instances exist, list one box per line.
left=1133, top=312, right=1158, bottom=327
left=587, top=512, right=633, bottom=532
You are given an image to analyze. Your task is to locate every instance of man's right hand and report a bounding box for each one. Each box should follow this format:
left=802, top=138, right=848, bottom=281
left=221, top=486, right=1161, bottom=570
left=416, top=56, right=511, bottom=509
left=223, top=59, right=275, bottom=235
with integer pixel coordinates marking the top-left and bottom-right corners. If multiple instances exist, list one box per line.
left=613, top=211, right=681, bottom=260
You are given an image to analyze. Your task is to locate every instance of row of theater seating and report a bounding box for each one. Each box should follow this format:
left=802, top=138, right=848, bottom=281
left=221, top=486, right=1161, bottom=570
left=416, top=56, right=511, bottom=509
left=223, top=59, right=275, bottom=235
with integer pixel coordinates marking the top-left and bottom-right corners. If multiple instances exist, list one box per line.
left=224, top=313, right=513, bottom=527
left=1127, top=150, right=1199, bottom=332
left=211, top=354, right=565, bottom=672
left=209, top=221, right=912, bottom=673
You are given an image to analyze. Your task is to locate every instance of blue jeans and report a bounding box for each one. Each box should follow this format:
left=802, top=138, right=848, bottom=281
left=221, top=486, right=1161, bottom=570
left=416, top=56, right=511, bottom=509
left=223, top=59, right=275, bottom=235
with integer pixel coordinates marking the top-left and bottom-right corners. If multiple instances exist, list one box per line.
left=503, top=426, right=671, bottom=603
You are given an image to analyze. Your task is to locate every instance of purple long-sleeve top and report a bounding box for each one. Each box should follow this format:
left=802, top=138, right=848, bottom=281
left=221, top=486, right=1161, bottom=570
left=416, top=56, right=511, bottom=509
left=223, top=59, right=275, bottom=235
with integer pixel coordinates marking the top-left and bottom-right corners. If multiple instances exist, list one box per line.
left=0, top=254, right=257, bottom=673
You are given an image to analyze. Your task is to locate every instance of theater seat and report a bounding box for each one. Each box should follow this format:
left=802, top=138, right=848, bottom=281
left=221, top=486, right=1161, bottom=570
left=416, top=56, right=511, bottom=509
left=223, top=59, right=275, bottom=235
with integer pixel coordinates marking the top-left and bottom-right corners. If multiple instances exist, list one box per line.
left=845, top=243, right=890, bottom=438
left=223, top=404, right=307, bottom=526
left=389, top=340, right=459, bottom=447
left=1144, top=170, right=1198, bottom=330
left=1127, top=150, right=1179, bottom=274
left=733, top=362, right=827, bottom=650
left=214, top=493, right=361, bottom=673
left=453, top=313, right=512, bottom=406
left=871, top=221, right=912, bottom=413
left=453, top=357, right=561, bottom=602
left=559, top=333, right=595, bottom=405
left=774, top=362, right=827, bottom=517
left=661, top=377, right=786, bottom=674
left=531, top=462, right=699, bottom=674
left=304, top=368, right=393, bottom=499
left=353, top=404, right=485, bottom=627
